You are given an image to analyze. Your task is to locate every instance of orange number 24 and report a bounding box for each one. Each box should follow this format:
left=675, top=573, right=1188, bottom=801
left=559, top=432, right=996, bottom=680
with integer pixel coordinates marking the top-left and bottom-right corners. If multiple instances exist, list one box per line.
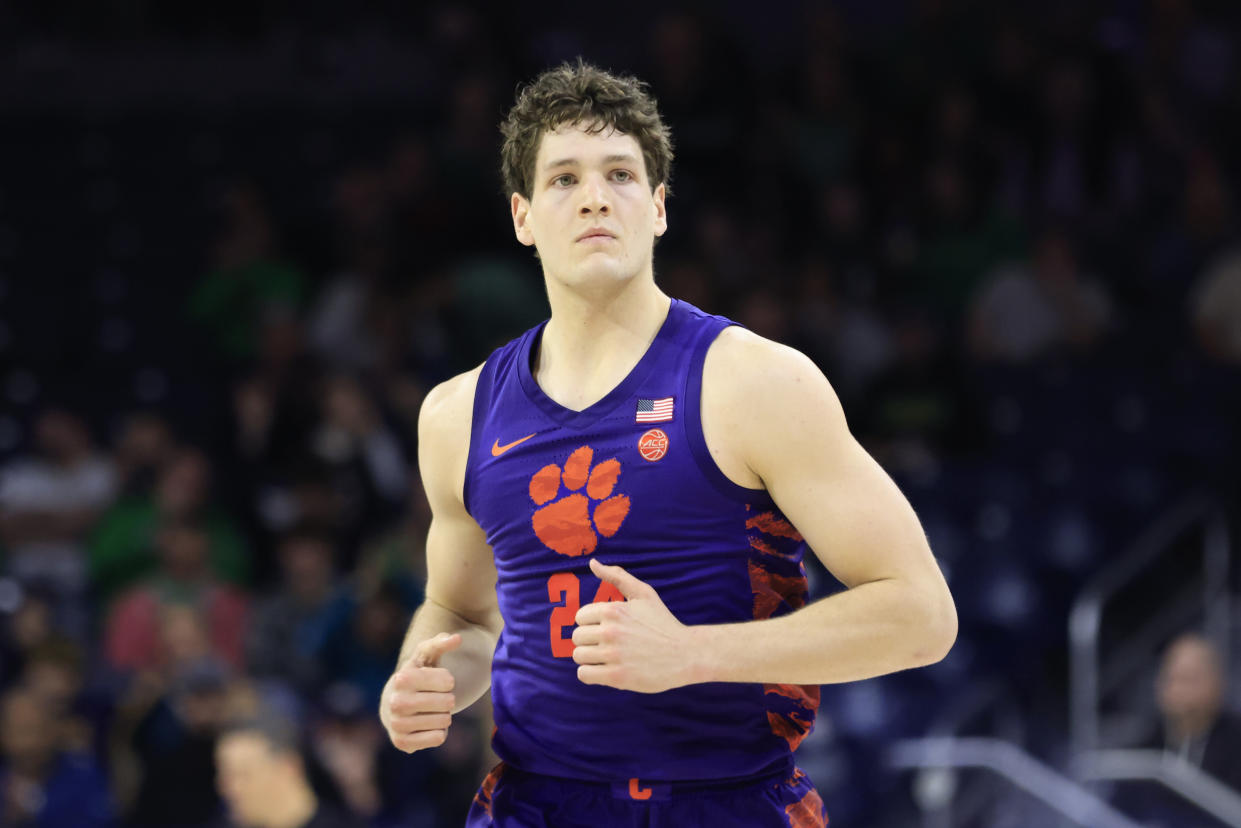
left=547, top=572, right=625, bottom=658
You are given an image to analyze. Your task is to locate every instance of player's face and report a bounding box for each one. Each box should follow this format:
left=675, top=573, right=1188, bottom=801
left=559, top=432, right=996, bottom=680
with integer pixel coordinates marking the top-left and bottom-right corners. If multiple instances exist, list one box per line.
left=512, top=123, right=667, bottom=291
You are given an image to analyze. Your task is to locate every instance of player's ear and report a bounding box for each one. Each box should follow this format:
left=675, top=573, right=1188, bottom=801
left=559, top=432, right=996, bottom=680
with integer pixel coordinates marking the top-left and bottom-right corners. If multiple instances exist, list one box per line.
left=652, top=182, right=667, bottom=238
left=512, top=192, right=535, bottom=247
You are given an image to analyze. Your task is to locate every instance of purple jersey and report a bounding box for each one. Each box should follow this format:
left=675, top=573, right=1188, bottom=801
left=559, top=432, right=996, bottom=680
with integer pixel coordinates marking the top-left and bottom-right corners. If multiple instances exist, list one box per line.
left=464, top=299, right=818, bottom=782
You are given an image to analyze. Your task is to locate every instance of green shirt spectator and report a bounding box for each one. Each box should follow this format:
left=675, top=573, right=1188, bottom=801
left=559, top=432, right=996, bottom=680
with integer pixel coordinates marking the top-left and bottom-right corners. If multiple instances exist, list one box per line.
left=88, top=495, right=248, bottom=607
left=188, top=259, right=306, bottom=360
left=87, top=448, right=249, bottom=607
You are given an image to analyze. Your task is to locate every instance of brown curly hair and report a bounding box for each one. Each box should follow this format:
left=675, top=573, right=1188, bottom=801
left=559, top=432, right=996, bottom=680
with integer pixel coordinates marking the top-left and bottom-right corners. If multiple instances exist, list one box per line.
left=500, top=59, right=674, bottom=201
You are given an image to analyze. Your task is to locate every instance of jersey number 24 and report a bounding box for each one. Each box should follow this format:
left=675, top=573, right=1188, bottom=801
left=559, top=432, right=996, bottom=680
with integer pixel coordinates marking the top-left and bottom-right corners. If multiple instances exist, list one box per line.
left=546, top=572, right=625, bottom=658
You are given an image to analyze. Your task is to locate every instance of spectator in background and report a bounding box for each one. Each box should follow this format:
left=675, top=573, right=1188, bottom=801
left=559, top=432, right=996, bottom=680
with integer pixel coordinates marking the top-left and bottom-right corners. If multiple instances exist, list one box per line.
left=109, top=599, right=263, bottom=828
left=308, top=683, right=470, bottom=827
left=0, top=408, right=117, bottom=636
left=247, top=307, right=325, bottom=472
left=104, top=521, right=249, bottom=673
left=861, top=305, right=979, bottom=474
left=0, top=590, right=57, bottom=686
left=911, top=158, right=1023, bottom=322
left=188, top=181, right=306, bottom=363
left=1189, top=244, right=1241, bottom=364
left=1029, top=58, right=1107, bottom=220
left=354, top=477, right=431, bottom=604
left=1147, top=632, right=1241, bottom=791
left=791, top=255, right=892, bottom=402
left=224, top=338, right=329, bottom=558
left=307, top=162, right=425, bottom=379
left=0, top=686, right=114, bottom=828
left=314, top=375, right=409, bottom=508
left=1148, top=153, right=1236, bottom=308
left=114, top=656, right=234, bottom=828
left=305, top=374, right=410, bottom=559
left=386, top=134, right=451, bottom=272
left=320, top=581, right=413, bottom=713
left=17, top=639, right=96, bottom=760
left=89, top=448, right=248, bottom=609
left=306, top=691, right=384, bottom=824
left=247, top=528, right=350, bottom=697
left=109, top=412, right=175, bottom=499
left=215, top=715, right=361, bottom=828
left=967, top=226, right=1113, bottom=363
left=306, top=239, right=393, bottom=375
left=792, top=50, right=858, bottom=189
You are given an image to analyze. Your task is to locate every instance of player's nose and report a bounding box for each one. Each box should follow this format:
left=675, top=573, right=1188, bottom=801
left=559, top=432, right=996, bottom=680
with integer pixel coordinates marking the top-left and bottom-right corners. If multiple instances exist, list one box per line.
left=578, top=172, right=611, bottom=214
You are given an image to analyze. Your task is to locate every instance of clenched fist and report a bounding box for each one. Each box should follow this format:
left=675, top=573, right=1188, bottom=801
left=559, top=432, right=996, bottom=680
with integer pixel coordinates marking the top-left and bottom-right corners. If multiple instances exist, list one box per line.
left=379, top=632, right=460, bottom=753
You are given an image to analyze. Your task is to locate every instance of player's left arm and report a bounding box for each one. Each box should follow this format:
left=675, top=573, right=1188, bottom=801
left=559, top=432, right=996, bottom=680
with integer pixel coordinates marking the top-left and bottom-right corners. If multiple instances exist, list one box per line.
left=573, top=328, right=956, bottom=691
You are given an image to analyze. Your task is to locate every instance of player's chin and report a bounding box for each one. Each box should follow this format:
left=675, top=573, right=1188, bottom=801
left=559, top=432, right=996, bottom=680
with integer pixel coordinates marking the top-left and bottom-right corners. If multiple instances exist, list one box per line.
left=567, top=260, right=635, bottom=286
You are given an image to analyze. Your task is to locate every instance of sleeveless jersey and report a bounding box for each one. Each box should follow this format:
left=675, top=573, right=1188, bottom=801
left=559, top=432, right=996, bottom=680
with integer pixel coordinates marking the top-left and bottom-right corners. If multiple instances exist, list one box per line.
left=463, top=298, right=819, bottom=782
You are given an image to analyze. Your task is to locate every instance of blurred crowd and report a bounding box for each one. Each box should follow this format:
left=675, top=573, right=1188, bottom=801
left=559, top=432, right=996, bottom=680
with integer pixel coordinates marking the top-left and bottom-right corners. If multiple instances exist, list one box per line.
left=2, top=1, right=1241, bottom=826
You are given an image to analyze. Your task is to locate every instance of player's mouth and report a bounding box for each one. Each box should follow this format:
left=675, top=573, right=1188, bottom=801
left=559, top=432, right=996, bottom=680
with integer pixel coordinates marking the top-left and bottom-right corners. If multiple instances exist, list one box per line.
left=576, top=228, right=617, bottom=243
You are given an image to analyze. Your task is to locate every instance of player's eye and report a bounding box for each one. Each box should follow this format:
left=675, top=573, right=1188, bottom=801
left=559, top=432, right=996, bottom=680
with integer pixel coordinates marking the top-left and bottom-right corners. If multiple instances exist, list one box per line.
left=611, top=170, right=633, bottom=183
left=553, top=174, right=575, bottom=187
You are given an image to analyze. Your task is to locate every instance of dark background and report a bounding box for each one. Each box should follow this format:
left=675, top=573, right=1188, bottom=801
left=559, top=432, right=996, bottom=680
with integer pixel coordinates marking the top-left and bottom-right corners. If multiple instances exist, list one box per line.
left=0, top=1, right=1239, bottom=826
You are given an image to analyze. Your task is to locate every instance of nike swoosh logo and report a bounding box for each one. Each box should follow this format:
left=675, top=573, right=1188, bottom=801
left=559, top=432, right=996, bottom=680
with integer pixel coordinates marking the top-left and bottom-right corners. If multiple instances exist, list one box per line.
left=492, top=433, right=536, bottom=456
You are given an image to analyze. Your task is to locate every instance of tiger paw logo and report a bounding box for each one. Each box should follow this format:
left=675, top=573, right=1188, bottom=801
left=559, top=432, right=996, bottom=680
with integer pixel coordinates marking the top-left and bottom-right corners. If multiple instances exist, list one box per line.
left=529, top=446, right=630, bottom=556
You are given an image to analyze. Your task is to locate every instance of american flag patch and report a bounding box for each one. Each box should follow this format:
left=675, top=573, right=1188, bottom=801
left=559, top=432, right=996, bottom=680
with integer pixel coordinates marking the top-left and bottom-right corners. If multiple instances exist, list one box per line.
left=636, top=397, right=674, bottom=423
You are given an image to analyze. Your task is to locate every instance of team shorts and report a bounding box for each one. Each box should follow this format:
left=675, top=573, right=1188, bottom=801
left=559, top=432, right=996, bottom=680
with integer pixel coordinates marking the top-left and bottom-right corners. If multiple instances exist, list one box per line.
left=465, top=760, right=828, bottom=827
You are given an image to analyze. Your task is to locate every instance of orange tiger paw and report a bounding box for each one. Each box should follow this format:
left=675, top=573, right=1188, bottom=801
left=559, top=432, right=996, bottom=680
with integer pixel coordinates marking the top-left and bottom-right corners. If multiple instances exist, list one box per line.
left=530, top=446, right=630, bottom=556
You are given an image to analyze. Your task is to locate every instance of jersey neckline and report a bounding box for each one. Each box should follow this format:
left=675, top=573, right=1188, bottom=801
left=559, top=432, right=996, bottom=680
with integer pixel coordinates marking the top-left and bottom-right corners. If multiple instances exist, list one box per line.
left=517, top=298, right=685, bottom=429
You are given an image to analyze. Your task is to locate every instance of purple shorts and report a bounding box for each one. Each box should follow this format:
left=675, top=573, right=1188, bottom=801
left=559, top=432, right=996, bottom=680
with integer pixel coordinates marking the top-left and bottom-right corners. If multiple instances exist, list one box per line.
left=465, top=761, right=829, bottom=828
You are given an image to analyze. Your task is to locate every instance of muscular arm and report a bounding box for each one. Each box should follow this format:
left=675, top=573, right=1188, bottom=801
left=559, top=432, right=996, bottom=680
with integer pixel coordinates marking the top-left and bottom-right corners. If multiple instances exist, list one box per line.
left=691, top=328, right=957, bottom=685
left=403, top=365, right=501, bottom=710
left=573, top=328, right=956, bottom=692
left=381, top=366, right=502, bottom=753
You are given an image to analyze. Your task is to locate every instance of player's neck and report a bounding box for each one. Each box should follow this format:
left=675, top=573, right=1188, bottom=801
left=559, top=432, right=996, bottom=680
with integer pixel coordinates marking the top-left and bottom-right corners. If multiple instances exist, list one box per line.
left=535, top=277, right=670, bottom=412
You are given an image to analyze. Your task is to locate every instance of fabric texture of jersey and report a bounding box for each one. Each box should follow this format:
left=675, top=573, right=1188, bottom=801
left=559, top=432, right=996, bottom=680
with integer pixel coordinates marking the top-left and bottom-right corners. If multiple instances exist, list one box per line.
left=464, top=298, right=819, bottom=783
left=465, top=761, right=829, bottom=827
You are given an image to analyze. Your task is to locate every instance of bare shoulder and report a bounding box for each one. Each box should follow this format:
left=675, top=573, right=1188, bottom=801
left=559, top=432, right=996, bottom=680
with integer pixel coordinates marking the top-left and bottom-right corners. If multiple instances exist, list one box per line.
left=703, top=326, right=845, bottom=424
left=417, top=364, right=484, bottom=508
left=701, top=326, right=849, bottom=487
left=418, top=365, right=484, bottom=441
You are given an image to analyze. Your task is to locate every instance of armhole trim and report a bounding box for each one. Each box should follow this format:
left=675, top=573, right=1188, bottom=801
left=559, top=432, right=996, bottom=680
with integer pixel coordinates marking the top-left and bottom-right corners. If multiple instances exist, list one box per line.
left=462, top=362, right=496, bottom=520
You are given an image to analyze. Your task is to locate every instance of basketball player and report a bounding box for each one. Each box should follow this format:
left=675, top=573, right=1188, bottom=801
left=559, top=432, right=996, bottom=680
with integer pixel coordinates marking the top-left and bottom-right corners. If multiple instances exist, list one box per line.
left=379, top=61, right=957, bottom=827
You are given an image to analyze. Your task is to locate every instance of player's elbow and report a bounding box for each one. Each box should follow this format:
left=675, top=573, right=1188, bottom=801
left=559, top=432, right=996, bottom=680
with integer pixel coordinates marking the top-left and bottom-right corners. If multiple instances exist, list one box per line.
left=906, top=583, right=957, bottom=667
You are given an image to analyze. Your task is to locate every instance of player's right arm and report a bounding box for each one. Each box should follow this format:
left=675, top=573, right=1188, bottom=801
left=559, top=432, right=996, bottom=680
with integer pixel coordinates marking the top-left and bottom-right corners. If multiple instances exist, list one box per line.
left=379, top=365, right=502, bottom=754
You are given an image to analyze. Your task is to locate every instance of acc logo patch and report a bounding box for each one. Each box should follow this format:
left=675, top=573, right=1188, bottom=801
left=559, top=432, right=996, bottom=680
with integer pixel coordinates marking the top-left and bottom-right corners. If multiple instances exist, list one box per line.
left=638, top=428, right=668, bottom=462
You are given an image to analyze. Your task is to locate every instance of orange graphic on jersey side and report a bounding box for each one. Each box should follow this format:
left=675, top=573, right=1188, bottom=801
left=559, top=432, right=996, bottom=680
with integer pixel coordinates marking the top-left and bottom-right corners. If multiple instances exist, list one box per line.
left=746, top=511, right=804, bottom=541
left=472, top=763, right=505, bottom=818
left=530, top=446, right=630, bottom=556
left=784, top=785, right=827, bottom=828
left=748, top=560, right=810, bottom=618
left=749, top=536, right=800, bottom=561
